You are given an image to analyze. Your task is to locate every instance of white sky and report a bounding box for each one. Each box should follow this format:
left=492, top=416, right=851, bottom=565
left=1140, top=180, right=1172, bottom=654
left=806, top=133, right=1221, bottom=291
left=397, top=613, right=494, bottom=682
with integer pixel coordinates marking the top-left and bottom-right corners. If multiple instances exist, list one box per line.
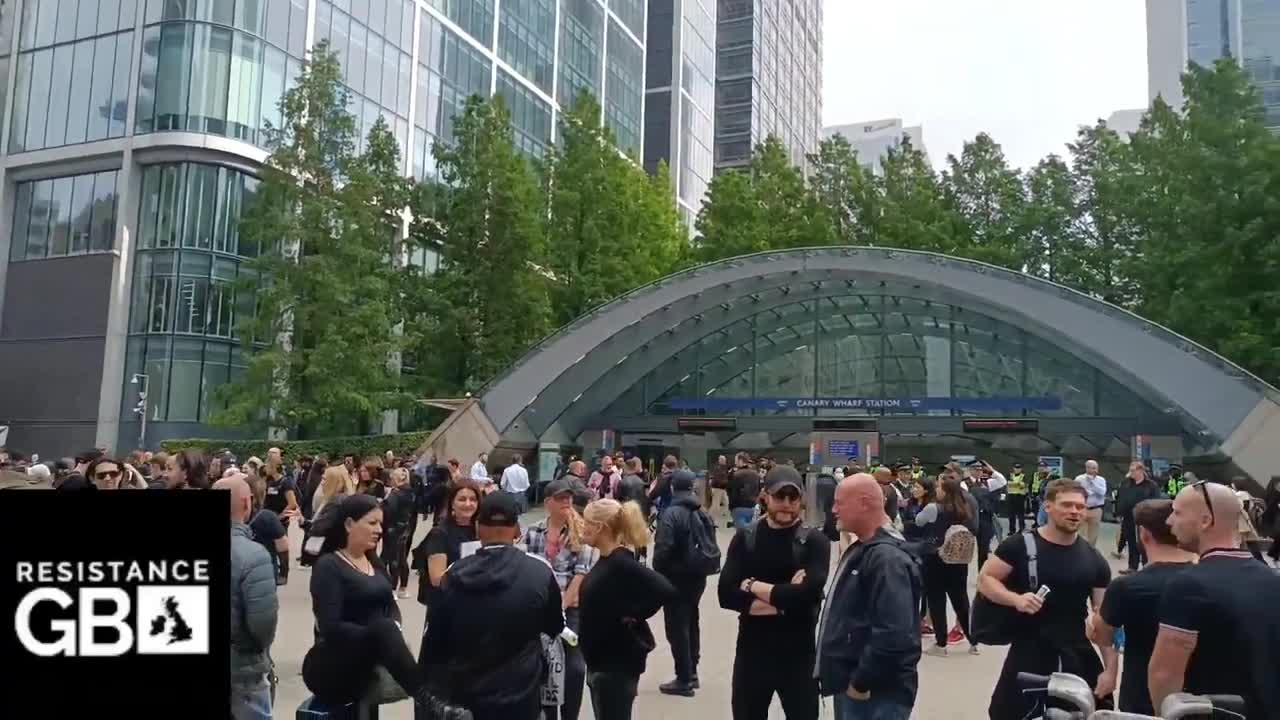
left=822, top=0, right=1150, bottom=170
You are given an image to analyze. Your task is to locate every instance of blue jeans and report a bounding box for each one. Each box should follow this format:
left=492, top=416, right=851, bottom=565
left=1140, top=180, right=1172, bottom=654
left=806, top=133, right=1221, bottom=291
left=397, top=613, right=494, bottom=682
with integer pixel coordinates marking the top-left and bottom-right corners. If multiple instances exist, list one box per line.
left=231, top=680, right=272, bottom=720
left=507, top=489, right=529, bottom=514
left=833, top=693, right=912, bottom=720
left=732, top=507, right=755, bottom=530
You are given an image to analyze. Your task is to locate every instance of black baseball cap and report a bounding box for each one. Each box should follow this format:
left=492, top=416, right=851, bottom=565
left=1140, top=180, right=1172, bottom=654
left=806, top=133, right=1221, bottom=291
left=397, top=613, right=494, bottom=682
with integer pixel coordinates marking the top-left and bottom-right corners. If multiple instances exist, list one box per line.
left=1012, top=462, right=1023, bottom=469
left=671, top=469, right=695, bottom=492
left=476, top=492, right=520, bottom=527
left=764, top=466, right=803, bottom=494
left=895, top=462, right=911, bottom=471
left=543, top=477, right=575, bottom=499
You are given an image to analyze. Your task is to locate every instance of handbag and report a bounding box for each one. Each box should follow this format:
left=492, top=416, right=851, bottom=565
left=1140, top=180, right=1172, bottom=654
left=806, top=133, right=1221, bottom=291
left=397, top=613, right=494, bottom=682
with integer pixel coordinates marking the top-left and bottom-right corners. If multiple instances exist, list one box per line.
left=969, top=531, right=1038, bottom=646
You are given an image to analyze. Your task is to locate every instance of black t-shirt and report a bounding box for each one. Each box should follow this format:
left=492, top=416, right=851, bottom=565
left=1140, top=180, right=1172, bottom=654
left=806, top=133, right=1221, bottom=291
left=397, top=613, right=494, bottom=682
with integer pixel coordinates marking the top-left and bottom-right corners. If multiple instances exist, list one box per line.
left=417, top=521, right=478, bottom=606
left=263, top=475, right=297, bottom=517
left=1157, top=551, right=1280, bottom=719
left=993, top=530, right=1111, bottom=646
left=880, top=482, right=900, bottom=521
left=1099, top=561, right=1191, bottom=714
left=249, top=509, right=287, bottom=578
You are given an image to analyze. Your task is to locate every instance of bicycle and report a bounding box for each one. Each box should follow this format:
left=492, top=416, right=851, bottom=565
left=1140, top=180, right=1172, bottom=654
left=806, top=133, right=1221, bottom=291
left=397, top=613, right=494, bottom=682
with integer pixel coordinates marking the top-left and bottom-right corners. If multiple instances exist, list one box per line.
left=1016, top=672, right=1248, bottom=719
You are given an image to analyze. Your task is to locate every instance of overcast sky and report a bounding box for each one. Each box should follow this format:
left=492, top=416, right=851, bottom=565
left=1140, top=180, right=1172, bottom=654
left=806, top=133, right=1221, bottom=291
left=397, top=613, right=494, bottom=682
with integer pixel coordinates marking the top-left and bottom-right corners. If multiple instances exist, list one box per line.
left=822, top=0, right=1150, bottom=170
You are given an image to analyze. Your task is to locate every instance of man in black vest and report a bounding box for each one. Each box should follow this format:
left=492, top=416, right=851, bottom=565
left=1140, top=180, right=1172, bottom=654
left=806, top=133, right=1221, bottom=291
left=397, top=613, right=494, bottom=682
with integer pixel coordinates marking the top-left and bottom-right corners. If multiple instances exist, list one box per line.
left=717, top=466, right=831, bottom=720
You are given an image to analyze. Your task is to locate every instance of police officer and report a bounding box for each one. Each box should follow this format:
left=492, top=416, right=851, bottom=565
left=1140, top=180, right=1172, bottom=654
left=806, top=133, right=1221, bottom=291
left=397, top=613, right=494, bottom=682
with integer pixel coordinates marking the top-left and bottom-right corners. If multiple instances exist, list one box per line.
left=1164, top=464, right=1186, bottom=497
left=1005, top=463, right=1029, bottom=533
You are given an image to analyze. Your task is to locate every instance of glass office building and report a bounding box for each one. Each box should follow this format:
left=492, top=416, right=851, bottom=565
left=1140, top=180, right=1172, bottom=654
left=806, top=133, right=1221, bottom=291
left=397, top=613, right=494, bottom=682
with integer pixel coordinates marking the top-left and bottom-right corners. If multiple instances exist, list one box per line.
left=714, top=0, right=822, bottom=173
left=1147, top=0, right=1280, bottom=129
left=644, top=0, right=715, bottom=224
left=0, top=0, right=646, bottom=456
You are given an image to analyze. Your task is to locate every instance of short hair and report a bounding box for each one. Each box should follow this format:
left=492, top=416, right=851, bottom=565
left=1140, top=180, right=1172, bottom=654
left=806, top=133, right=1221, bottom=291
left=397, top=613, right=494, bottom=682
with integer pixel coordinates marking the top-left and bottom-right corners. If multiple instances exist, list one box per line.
left=1044, top=478, right=1087, bottom=503
left=1134, top=499, right=1178, bottom=546
left=663, top=455, right=679, bottom=469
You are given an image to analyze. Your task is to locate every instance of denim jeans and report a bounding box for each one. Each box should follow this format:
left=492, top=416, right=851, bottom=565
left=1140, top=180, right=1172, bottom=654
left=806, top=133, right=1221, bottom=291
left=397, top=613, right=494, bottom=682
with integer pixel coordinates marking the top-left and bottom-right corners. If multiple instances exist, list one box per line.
left=833, top=693, right=912, bottom=720
left=231, top=680, right=273, bottom=720
left=732, top=507, right=755, bottom=530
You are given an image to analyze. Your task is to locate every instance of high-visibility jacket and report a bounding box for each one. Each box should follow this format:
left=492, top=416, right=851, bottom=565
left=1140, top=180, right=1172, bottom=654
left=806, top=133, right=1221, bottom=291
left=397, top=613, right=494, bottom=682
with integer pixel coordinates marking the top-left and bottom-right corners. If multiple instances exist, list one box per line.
left=1007, top=472, right=1027, bottom=495
left=1167, top=476, right=1185, bottom=497
left=1031, top=472, right=1049, bottom=496
left=911, top=468, right=924, bottom=481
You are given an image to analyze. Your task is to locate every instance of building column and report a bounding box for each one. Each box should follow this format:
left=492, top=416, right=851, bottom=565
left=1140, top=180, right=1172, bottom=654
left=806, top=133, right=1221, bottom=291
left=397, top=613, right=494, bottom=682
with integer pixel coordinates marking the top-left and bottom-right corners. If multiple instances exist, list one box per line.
left=95, top=150, right=142, bottom=452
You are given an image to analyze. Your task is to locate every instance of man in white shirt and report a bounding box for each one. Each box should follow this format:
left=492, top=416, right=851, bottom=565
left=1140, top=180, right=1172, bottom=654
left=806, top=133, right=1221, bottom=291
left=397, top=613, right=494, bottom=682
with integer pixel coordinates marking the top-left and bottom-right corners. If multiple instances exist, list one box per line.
left=501, top=454, right=531, bottom=514
left=470, top=452, right=490, bottom=484
left=1073, top=459, right=1108, bottom=547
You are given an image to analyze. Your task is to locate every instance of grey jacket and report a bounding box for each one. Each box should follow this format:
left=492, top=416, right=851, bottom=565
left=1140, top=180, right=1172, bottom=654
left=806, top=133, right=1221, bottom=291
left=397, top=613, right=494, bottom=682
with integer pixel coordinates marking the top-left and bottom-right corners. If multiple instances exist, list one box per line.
left=231, top=522, right=278, bottom=686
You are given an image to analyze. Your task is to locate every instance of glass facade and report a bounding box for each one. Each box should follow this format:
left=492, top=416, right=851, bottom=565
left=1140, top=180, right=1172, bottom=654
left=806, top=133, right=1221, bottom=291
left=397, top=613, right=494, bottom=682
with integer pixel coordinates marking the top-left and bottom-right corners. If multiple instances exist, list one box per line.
left=9, top=170, right=120, bottom=260
left=497, top=68, right=552, bottom=156
left=124, top=162, right=261, bottom=424
left=9, top=0, right=136, bottom=153
left=601, top=294, right=1162, bottom=421
left=605, top=16, right=644, bottom=157
left=558, top=0, right=603, bottom=109
left=412, top=7, right=492, bottom=178
left=714, top=0, right=821, bottom=171
left=498, top=0, right=553, bottom=95
left=1177, top=0, right=1280, bottom=130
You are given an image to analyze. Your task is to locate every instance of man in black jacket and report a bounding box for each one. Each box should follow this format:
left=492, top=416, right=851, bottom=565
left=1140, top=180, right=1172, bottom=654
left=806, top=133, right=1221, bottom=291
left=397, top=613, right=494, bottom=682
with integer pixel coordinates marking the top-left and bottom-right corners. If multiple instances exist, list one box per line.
left=817, top=473, right=922, bottom=720
left=727, top=452, right=761, bottom=530
left=652, top=469, right=708, bottom=697
left=423, top=492, right=565, bottom=720
left=1113, top=461, right=1163, bottom=573
left=718, top=466, right=831, bottom=720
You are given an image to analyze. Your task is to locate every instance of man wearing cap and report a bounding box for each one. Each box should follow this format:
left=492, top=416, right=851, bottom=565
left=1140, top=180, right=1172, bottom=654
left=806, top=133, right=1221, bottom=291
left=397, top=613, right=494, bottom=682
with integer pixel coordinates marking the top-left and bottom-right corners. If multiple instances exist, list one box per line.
left=423, top=492, right=565, bottom=720
left=718, top=466, right=831, bottom=720
left=653, top=469, right=711, bottom=697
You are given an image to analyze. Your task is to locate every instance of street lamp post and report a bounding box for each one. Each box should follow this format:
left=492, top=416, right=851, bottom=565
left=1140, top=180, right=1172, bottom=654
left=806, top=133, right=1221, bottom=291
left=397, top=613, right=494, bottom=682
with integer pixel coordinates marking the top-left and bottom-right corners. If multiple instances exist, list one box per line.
left=131, top=373, right=149, bottom=450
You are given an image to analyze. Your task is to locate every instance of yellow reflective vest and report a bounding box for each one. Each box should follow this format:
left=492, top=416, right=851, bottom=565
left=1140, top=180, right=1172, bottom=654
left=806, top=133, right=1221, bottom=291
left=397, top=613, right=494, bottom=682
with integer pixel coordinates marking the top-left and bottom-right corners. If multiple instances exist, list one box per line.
left=1007, top=472, right=1027, bottom=495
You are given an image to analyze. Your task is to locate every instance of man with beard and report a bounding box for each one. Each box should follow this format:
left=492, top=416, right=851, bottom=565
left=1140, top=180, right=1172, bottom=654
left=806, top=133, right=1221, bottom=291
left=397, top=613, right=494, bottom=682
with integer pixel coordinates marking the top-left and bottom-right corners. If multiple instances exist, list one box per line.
left=1148, top=481, right=1280, bottom=719
left=979, top=479, right=1116, bottom=720
left=717, top=466, right=831, bottom=720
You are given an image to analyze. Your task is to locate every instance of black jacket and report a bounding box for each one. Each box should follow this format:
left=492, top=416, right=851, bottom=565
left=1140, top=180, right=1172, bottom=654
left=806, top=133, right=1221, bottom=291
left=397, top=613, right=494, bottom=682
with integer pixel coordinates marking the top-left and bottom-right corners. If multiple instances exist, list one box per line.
left=579, top=548, right=676, bottom=675
left=727, top=467, right=760, bottom=509
left=1115, top=476, right=1164, bottom=519
left=423, top=544, right=564, bottom=713
left=816, top=526, right=923, bottom=707
left=653, top=492, right=700, bottom=579
left=380, top=487, right=415, bottom=534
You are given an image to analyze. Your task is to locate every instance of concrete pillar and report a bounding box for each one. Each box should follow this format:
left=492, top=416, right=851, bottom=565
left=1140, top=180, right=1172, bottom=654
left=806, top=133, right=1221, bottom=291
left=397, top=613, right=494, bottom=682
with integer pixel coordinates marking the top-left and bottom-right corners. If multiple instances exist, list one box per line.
left=94, top=150, right=142, bottom=452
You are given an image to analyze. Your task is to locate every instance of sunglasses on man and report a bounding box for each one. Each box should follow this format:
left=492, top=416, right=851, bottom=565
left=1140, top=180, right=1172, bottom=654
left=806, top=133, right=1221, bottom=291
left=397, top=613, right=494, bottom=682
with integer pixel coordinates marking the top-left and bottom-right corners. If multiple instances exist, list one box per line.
left=1191, top=480, right=1216, bottom=526
left=770, top=487, right=801, bottom=502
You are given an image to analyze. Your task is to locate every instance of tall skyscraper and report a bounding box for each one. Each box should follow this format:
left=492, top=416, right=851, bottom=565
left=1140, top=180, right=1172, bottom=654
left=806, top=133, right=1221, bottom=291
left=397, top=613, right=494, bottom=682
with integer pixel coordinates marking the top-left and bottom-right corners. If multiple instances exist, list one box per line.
left=823, top=119, right=929, bottom=176
left=0, top=0, right=645, bottom=456
left=643, top=0, right=715, bottom=225
left=714, top=0, right=822, bottom=173
left=1146, top=0, right=1280, bottom=128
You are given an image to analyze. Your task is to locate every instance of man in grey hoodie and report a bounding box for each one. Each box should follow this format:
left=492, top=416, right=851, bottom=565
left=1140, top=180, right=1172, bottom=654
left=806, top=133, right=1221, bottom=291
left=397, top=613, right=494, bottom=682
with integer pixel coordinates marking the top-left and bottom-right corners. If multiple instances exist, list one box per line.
left=219, top=474, right=279, bottom=720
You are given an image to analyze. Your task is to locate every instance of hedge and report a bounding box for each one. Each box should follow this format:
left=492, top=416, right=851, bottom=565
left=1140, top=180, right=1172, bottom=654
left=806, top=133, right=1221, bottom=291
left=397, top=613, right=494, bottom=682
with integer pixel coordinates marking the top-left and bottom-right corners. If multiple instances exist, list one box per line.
left=159, top=431, right=433, bottom=462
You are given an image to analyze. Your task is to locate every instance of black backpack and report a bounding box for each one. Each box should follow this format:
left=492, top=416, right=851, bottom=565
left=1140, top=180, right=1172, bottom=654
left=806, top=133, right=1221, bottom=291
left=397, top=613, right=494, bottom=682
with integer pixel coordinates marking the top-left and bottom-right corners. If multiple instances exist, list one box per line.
left=682, top=507, right=722, bottom=575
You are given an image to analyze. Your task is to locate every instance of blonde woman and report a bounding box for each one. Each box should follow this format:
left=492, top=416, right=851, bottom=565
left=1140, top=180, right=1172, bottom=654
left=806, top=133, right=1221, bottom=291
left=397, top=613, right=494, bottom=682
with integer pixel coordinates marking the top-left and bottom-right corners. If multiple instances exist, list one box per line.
left=312, top=465, right=354, bottom=516
left=522, top=478, right=593, bottom=720
left=580, top=499, right=676, bottom=720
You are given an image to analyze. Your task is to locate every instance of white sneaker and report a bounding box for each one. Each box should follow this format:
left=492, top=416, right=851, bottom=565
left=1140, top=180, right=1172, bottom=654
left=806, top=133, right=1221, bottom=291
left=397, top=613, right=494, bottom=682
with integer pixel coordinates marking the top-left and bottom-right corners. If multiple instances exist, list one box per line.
left=396, top=589, right=409, bottom=599
left=968, top=644, right=980, bottom=655
left=925, top=645, right=948, bottom=657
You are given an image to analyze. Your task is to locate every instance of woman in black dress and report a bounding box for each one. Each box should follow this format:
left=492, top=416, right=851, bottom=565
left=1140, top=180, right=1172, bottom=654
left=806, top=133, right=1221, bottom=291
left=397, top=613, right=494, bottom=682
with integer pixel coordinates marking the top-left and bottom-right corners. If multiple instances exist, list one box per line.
left=301, top=494, right=429, bottom=708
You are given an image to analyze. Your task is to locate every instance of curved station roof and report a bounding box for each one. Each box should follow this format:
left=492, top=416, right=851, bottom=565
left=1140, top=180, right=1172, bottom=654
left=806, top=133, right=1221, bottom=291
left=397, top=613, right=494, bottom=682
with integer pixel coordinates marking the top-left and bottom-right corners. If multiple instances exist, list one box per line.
left=476, top=248, right=1280, bottom=482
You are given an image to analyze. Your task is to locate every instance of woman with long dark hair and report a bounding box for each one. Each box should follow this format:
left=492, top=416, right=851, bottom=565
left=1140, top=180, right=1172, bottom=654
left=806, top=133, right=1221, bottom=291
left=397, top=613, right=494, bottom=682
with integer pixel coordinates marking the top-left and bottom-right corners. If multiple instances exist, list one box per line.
left=414, top=481, right=480, bottom=607
left=165, top=449, right=209, bottom=490
left=915, top=468, right=980, bottom=656
left=301, top=494, right=431, bottom=708
left=902, top=476, right=936, bottom=633
left=379, top=468, right=416, bottom=599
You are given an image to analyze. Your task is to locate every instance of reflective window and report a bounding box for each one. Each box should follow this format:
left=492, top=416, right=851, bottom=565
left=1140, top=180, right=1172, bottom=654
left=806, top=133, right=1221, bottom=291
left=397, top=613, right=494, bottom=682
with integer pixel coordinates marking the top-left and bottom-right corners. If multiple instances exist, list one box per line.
left=125, top=162, right=262, bottom=423
left=9, top=170, right=119, bottom=261
left=605, top=18, right=643, bottom=157
left=498, top=0, right=553, bottom=94
left=415, top=8, right=490, bottom=155
left=425, top=0, right=495, bottom=49
left=497, top=69, right=551, bottom=157
left=558, top=0, right=603, bottom=109
left=610, top=0, right=645, bottom=41
left=1242, top=0, right=1280, bottom=127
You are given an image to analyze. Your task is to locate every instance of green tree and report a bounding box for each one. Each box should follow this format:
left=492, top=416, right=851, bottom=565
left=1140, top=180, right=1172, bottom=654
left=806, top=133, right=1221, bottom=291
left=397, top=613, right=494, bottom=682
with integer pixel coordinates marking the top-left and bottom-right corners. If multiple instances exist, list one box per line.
left=806, top=134, right=880, bottom=245
left=1066, top=122, right=1141, bottom=306
left=695, top=136, right=826, bottom=261
left=215, top=44, right=411, bottom=437
left=541, top=93, right=686, bottom=325
left=942, top=133, right=1027, bottom=268
left=875, top=138, right=957, bottom=254
left=1021, top=154, right=1082, bottom=284
left=406, top=95, right=550, bottom=395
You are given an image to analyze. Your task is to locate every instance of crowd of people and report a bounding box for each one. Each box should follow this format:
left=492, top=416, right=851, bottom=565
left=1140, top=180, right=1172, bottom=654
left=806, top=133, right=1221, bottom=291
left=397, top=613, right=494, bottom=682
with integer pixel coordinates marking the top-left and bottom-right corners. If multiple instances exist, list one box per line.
left=3, top=443, right=1280, bottom=720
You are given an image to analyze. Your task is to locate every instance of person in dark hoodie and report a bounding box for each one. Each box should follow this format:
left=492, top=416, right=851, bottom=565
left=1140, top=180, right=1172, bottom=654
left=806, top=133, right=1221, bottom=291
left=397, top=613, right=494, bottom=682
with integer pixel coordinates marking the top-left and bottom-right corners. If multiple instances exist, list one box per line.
left=579, top=498, right=677, bottom=720
left=652, top=469, right=713, bottom=697
left=423, top=491, right=565, bottom=720
left=817, top=473, right=923, bottom=720
left=717, top=465, right=831, bottom=720
left=1112, top=460, right=1163, bottom=574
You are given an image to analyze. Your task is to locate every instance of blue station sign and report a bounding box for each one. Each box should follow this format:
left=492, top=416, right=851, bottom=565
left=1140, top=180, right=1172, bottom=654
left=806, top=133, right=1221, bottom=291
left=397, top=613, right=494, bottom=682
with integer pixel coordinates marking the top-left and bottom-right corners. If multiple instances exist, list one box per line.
left=667, top=396, right=1063, bottom=412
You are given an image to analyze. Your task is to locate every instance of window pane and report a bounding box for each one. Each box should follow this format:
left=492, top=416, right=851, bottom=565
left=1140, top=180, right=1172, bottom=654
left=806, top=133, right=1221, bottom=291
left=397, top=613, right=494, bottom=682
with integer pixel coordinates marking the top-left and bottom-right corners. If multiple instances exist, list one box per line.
left=235, top=0, right=265, bottom=36
left=10, top=183, right=33, bottom=262
left=155, top=164, right=184, bottom=248
left=34, top=0, right=56, bottom=48
left=199, top=342, right=231, bottom=420
left=189, top=25, right=232, bottom=134
left=144, top=336, right=172, bottom=419
left=47, top=177, right=73, bottom=256
left=9, top=52, right=31, bottom=152
left=74, top=0, right=96, bottom=39
left=19, top=0, right=36, bottom=50
left=288, top=0, right=306, bottom=56
left=156, top=23, right=193, bottom=131
left=265, top=0, right=289, bottom=48
left=43, top=43, right=73, bottom=148
left=258, top=43, right=284, bottom=137
left=129, top=255, right=153, bottom=333
left=65, top=39, right=93, bottom=145
left=108, top=31, right=132, bottom=137
left=381, top=40, right=396, bottom=110
left=168, top=338, right=204, bottom=421
left=227, top=32, right=263, bottom=141
left=98, top=0, right=122, bottom=35
left=27, top=179, right=53, bottom=259
left=183, top=164, right=218, bottom=248
left=91, top=170, right=119, bottom=251
left=368, top=0, right=386, bottom=38
left=69, top=173, right=96, bottom=254
left=135, top=26, right=159, bottom=132
left=118, top=0, right=136, bottom=30
left=215, top=167, right=243, bottom=255
left=348, top=20, right=366, bottom=93
left=24, top=48, right=52, bottom=151
left=148, top=275, right=173, bottom=332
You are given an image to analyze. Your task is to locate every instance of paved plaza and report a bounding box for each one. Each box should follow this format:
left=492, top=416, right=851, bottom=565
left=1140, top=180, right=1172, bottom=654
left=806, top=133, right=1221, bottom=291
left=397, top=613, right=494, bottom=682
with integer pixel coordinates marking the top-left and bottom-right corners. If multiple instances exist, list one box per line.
left=273, top=515, right=1126, bottom=720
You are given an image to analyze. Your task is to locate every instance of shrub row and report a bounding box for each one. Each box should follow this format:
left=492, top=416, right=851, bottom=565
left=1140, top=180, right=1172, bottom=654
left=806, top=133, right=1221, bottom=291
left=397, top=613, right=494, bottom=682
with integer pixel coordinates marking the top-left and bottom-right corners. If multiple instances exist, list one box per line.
left=158, top=431, right=433, bottom=462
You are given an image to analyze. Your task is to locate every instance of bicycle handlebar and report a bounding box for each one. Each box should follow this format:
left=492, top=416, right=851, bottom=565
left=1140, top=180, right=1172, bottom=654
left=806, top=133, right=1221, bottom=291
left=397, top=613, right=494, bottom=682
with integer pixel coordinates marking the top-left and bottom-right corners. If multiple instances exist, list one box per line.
left=1015, top=672, right=1051, bottom=688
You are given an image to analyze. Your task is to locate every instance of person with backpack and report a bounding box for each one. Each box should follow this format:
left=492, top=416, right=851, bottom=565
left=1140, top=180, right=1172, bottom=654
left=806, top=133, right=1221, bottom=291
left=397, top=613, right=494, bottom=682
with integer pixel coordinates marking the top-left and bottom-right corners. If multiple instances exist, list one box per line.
left=914, top=471, right=981, bottom=656
left=652, top=469, right=718, bottom=698
left=717, top=466, right=831, bottom=720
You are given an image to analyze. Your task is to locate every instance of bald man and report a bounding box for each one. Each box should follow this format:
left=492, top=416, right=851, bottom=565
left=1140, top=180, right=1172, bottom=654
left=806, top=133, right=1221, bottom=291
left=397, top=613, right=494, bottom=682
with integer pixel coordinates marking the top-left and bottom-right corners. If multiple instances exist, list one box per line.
left=220, top=473, right=280, bottom=719
left=817, top=474, right=922, bottom=719
left=1148, top=482, right=1280, bottom=718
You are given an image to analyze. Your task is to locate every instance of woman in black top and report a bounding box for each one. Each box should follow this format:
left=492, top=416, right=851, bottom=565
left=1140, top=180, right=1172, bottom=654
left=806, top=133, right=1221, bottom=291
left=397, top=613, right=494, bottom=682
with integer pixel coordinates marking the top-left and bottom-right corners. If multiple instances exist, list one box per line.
left=579, top=498, right=676, bottom=720
left=261, top=461, right=299, bottom=583
left=379, top=468, right=416, bottom=598
left=302, top=494, right=428, bottom=707
left=901, top=477, right=935, bottom=630
left=915, top=471, right=980, bottom=656
left=414, top=481, right=480, bottom=608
